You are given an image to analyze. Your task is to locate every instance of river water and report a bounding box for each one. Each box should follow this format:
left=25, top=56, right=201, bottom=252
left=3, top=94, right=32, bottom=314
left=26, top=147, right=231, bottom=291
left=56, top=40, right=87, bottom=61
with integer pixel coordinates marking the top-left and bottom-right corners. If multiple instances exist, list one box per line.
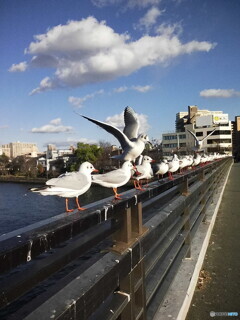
left=0, top=182, right=128, bottom=235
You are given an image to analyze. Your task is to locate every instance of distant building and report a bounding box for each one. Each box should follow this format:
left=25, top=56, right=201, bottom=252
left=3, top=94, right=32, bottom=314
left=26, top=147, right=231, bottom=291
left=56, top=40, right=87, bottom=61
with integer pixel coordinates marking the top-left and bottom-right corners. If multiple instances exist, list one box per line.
left=162, top=132, right=187, bottom=156
left=232, top=116, right=240, bottom=161
left=46, top=144, right=74, bottom=160
left=175, top=111, right=188, bottom=132
left=1, top=142, right=39, bottom=158
left=162, top=106, right=232, bottom=156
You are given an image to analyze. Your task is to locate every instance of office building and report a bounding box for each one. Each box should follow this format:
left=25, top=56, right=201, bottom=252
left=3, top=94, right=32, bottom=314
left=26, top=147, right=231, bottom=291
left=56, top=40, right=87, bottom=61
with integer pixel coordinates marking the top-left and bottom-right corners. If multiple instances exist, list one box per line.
left=1, top=142, right=39, bottom=158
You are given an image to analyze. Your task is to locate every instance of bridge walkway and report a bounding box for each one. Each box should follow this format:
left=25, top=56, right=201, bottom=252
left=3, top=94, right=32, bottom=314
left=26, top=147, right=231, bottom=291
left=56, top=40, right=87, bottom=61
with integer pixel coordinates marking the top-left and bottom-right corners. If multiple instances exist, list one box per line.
left=186, top=163, right=240, bottom=320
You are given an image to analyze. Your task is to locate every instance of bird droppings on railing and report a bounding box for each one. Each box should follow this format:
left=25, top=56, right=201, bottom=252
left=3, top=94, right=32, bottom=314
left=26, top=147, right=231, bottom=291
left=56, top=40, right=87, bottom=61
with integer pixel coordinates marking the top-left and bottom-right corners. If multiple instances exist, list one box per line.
left=40, top=234, right=48, bottom=252
left=103, top=206, right=109, bottom=221
left=134, top=194, right=138, bottom=205
left=27, top=239, right=33, bottom=262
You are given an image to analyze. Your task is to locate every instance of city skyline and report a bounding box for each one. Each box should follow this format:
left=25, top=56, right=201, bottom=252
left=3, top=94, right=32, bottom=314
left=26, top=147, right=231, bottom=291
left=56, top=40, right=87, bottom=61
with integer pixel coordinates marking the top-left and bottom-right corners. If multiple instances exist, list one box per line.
left=1, top=0, right=240, bottom=151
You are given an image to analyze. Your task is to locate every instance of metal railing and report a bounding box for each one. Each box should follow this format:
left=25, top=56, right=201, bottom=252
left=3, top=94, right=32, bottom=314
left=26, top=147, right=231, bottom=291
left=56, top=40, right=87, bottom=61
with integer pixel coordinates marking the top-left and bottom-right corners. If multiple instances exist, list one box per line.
left=0, top=157, right=232, bottom=320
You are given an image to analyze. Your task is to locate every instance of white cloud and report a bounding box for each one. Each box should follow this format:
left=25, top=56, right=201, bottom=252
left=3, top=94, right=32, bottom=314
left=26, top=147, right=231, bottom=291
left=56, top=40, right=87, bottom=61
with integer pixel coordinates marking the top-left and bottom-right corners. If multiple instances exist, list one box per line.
left=138, top=7, right=164, bottom=31
left=50, top=118, right=62, bottom=125
left=200, top=89, right=240, bottom=98
left=105, top=110, right=150, bottom=133
left=91, top=0, right=161, bottom=8
left=114, top=84, right=153, bottom=93
left=0, top=125, right=8, bottom=129
left=31, top=118, right=73, bottom=133
left=8, top=61, right=28, bottom=72
left=68, top=89, right=104, bottom=108
left=132, top=85, right=152, bottom=92
left=29, top=77, right=57, bottom=95
left=114, top=86, right=128, bottom=93
left=13, top=17, right=215, bottom=94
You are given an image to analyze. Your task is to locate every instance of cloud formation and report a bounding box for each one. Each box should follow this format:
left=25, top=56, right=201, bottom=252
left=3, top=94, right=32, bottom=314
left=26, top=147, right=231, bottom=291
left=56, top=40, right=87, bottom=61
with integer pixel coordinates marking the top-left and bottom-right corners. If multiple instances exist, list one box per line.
left=68, top=89, right=104, bottom=108
left=200, top=88, right=240, bottom=98
left=114, top=84, right=153, bottom=93
left=137, top=7, right=164, bottom=31
left=31, top=118, right=73, bottom=133
left=105, top=110, right=150, bottom=133
left=91, top=0, right=161, bottom=9
left=12, top=17, right=216, bottom=94
left=9, top=61, right=28, bottom=72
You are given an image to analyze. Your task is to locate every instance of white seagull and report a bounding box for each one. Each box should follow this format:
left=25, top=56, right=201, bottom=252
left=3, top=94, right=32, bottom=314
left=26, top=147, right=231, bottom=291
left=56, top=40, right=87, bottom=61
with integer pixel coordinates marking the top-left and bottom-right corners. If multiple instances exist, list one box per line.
left=192, top=153, right=201, bottom=168
left=80, top=107, right=152, bottom=163
left=31, top=162, right=98, bottom=212
left=133, top=155, right=154, bottom=190
left=91, top=161, right=134, bottom=200
left=187, top=128, right=217, bottom=152
left=168, top=154, right=180, bottom=180
left=155, top=159, right=169, bottom=180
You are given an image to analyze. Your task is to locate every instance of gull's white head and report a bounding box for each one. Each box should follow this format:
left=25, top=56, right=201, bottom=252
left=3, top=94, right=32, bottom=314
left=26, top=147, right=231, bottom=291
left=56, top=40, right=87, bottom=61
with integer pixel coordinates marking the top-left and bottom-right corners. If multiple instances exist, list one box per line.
left=142, top=155, right=154, bottom=163
left=122, top=161, right=134, bottom=170
left=79, top=162, right=98, bottom=174
left=138, top=134, right=152, bottom=146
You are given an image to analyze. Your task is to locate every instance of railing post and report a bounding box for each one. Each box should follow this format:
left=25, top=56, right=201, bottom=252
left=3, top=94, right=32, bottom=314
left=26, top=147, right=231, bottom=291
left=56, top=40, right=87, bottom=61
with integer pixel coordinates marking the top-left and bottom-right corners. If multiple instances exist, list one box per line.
left=198, top=168, right=205, bottom=181
left=111, top=202, right=148, bottom=254
left=181, top=177, right=190, bottom=196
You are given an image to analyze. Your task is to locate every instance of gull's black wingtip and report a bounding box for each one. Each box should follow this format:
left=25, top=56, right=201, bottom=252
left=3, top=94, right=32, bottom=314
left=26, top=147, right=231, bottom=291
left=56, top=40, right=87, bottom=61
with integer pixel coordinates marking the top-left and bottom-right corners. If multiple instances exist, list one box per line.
left=73, top=110, right=85, bottom=118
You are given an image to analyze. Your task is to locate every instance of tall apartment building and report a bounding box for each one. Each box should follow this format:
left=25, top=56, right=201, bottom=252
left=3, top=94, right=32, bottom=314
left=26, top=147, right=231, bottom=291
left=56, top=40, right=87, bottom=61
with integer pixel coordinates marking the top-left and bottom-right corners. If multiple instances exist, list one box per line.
left=163, top=106, right=232, bottom=156
left=1, top=142, right=39, bottom=158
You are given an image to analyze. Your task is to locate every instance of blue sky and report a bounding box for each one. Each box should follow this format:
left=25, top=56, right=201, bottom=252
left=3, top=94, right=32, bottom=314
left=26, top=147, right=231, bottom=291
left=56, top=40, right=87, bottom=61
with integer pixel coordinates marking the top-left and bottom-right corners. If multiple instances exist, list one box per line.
left=1, top=0, right=240, bottom=151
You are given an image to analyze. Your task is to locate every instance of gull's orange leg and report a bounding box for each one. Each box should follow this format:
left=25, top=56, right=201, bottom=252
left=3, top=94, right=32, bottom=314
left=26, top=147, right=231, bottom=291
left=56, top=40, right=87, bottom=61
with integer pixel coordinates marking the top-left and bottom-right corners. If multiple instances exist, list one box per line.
left=65, top=198, right=74, bottom=212
left=113, top=188, right=122, bottom=200
left=134, top=179, right=141, bottom=190
left=135, top=179, right=145, bottom=191
left=76, top=197, right=86, bottom=211
left=134, top=180, right=140, bottom=189
left=168, top=172, right=174, bottom=180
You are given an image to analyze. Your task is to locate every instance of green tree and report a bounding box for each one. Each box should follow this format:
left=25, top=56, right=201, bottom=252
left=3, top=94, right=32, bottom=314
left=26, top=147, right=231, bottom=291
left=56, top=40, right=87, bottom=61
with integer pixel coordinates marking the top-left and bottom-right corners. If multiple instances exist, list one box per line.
left=0, top=154, right=10, bottom=175
left=71, top=142, right=103, bottom=171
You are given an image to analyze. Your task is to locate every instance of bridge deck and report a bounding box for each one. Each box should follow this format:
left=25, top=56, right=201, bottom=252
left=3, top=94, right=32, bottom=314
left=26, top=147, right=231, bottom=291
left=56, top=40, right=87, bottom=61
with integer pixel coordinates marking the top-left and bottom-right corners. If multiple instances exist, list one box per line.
left=186, top=163, right=240, bottom=319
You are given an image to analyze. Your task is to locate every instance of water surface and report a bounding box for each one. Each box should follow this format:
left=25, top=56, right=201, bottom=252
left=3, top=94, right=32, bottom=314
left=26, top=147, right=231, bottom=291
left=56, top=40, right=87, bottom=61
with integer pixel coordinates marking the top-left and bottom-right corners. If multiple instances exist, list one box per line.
left=0, top=182, right=128, bottom=235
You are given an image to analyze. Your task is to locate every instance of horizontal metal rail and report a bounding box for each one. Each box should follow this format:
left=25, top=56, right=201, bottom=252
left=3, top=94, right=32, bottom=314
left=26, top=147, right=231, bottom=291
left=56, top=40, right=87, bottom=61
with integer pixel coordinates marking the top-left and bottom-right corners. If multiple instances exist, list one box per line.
left=0, top=157, right=232, bottom=320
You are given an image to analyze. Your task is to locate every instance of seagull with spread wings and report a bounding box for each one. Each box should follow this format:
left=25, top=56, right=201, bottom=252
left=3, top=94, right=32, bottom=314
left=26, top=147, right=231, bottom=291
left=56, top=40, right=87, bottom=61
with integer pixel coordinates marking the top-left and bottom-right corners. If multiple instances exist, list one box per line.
left=187, top=128, right=217, bottom=151
left=80, top=107, right=152, bottom=163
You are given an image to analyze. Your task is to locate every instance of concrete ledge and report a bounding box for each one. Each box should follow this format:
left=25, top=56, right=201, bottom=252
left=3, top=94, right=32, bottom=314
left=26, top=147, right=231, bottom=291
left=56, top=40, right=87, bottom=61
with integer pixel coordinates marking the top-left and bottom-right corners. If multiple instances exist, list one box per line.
left=152, top=161, right=233, bottom=320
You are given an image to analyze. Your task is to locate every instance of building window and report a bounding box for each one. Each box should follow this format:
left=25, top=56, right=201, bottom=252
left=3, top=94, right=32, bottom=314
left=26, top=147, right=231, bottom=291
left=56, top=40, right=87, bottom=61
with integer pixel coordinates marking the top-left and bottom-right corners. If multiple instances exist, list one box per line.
left=196, top=132, right=203, bottom=136
left=179, top=134, right=186, bottom=139
left=207, top=139, right=232, bottom=144
left=207, top=130, right=231, bottom=135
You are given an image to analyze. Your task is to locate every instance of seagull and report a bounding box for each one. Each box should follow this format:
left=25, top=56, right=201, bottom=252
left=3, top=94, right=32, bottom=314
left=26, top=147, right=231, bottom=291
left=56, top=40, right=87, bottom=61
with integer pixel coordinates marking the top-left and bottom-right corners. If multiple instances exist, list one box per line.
left=80, top=107, right=152, bottom=163
left=192, top=153, right=201, bottom=168
left=154, top=159, right=169, bottom=180
left=133, top=155, right=154, bottom=190
left=31, top=162, right=98, bottom=212
left=168, top=154, right=180, bottom=180
left=91, top=161, right=134, bottom=200
left=187, top=128, right=217, bottom=152
left=178, top=157, right=189, bottom=174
